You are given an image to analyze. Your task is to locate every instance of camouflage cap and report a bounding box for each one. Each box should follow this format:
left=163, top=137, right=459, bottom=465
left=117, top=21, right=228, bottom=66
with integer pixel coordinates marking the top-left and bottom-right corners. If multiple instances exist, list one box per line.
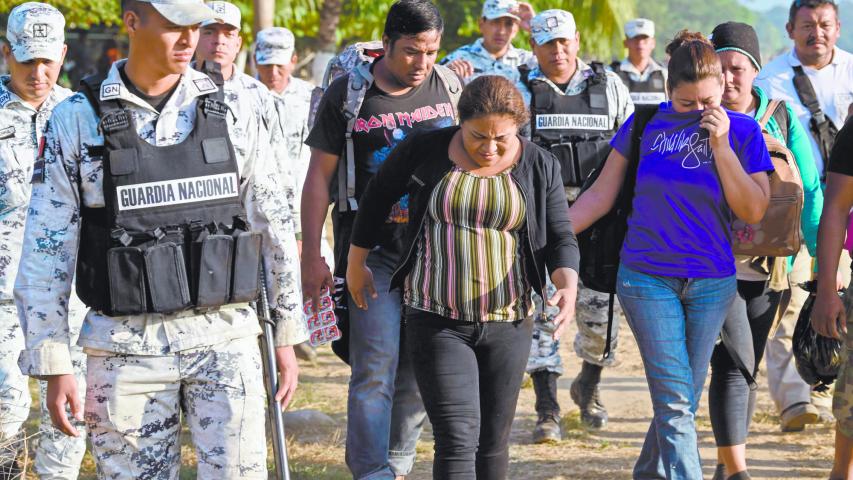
left=6, top=2, right=66, bottom=63
left=136, top=0, right=220, bottom=27
left=481, top=0, right=521, bottom=21
left=255, top=27, right=295, bottom=66
left=202, top=1, right=240, bottom=29
left=530, top=9, right=576, bottom=46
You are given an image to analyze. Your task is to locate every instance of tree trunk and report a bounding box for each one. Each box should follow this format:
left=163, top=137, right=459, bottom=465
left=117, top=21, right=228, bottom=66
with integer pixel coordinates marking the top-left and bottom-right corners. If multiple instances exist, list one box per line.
left=317, top=0, right=342, bottom=52
left=254, top=0, right=275, bottom=34
left=312, top=0, right=343, bottom=83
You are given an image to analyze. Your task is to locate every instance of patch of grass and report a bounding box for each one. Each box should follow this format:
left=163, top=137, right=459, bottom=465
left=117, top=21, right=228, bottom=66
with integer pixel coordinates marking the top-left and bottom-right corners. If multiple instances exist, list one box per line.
left=752, top=409, right=780, bottom=425
left=560, top=410, right=590, bottom=440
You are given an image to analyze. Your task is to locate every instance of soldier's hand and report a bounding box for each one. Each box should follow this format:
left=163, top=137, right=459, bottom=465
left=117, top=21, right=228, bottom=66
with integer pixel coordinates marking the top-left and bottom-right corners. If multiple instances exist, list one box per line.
left=301, top=255, right=333, bottom=315
left=46, top=374, right=83, bottom=437
left=515, top=2, right=536, bottom=32
left=812, top=287, right=847, bottom=340
left=446, top=59, right=475, bottom=80
left=274, top=346, right=299, bottom=410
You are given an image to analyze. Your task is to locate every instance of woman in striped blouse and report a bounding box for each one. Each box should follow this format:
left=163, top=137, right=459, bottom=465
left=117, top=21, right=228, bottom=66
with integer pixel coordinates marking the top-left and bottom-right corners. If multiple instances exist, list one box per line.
left=347, top=75, right=580, bottom=479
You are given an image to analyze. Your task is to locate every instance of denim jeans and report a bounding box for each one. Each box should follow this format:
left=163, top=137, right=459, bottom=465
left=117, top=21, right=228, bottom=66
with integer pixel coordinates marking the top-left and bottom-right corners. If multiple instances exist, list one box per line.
left=346, top=246, right=428, bottom=479
left=616, top=264, right=736, bottom=480
left=405, top=309, right=533, bottom=479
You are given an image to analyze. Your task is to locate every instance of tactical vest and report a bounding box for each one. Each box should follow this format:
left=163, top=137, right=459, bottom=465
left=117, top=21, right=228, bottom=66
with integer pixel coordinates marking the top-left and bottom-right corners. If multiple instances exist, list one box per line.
left=610, top=61, right=667, bottom=106
left=524, top=62, right=615, bottom=187
left=76, top=63, right=263, bottom=316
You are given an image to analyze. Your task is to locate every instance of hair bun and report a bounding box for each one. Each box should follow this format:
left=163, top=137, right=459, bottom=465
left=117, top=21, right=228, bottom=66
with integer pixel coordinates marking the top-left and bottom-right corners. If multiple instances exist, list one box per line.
left=666, top=29, right=714, bottom=57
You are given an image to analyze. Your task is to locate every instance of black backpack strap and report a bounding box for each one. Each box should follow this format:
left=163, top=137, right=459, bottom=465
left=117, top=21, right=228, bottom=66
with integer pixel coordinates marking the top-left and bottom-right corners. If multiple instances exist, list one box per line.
left=80, top=73, right=108, bottom=118
left=600, top=105, right=658, bottom=361
left=792, top=65, right=838, bottom=171
left=518, top=65, right=532, bottom=89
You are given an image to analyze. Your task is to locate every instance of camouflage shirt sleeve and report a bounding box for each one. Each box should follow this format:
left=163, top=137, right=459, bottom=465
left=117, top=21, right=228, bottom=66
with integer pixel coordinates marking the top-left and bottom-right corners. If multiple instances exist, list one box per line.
left=13, top=111, right=82, bottom=377
left=241, top=111, right=308, bottom=347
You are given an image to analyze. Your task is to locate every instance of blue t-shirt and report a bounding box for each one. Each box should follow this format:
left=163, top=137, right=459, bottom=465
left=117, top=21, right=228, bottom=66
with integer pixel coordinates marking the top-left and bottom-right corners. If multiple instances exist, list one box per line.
left=610, top=103, right=773, bottom=278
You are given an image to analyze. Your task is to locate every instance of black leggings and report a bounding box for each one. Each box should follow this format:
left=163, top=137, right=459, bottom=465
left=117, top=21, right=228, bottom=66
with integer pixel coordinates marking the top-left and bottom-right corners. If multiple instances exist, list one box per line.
left=709, top=280, right=783, bottom=446
left=405, top=308, right=533, bottom=480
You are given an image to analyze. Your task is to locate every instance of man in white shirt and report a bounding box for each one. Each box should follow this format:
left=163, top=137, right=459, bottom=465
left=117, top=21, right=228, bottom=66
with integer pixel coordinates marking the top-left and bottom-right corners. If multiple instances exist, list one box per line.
left=756, top=0, right=853, bottom=433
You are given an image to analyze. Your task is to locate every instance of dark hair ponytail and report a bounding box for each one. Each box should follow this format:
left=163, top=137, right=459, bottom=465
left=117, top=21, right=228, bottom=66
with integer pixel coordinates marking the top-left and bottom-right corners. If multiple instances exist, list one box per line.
left=665, top=30, right=722, bottom=93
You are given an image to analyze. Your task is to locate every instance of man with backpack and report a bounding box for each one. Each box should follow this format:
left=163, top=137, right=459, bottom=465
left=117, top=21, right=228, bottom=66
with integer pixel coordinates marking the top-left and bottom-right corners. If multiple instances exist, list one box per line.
left=609, top=18, right=668, bottom=106
left=756, top=0, right=853, bottom=432
left=515, top=9, right=633, bottom=442
left=302, top=1, right=461, bottom=477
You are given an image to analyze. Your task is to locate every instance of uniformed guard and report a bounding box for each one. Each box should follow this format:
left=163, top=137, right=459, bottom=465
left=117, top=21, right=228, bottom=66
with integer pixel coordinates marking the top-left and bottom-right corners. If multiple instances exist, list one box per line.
left=440, top=0, right=536, bottom=92
left=13, top=0, right=307, bottom=477
left=517, top=9, right=633, bottom=442
left=610, top=18, right=668, bottom=106
left=0, top=4, right=89, bottom=478
left=254, top=26, right=333, bottom=362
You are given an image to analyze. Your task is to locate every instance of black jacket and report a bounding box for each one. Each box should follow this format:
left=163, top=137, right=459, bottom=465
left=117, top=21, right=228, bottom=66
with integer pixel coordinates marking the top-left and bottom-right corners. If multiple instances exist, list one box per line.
left=350, top=126, right=579, bottom=296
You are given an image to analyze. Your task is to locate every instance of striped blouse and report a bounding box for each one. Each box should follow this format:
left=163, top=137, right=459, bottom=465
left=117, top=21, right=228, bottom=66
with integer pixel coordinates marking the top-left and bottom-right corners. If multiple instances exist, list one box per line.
left=404, top=165, right=533, bottom=322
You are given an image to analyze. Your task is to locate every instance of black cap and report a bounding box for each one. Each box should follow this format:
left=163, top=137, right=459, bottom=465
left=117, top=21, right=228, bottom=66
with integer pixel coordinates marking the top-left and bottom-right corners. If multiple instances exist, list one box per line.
left=711, top=22, right=762, bottom=70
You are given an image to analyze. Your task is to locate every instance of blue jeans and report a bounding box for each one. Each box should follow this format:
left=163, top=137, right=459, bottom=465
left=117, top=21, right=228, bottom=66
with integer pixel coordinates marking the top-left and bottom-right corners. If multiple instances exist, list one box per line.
left=616, top=264, right=736, bottom=480
left=346, top=246, right=427, bottom=479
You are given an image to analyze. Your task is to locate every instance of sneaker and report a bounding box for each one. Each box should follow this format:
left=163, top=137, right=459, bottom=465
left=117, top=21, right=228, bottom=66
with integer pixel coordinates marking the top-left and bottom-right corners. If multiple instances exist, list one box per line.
left=780, top=402, right=820, bottom=432
left=532, top=413, right=562, bottom=444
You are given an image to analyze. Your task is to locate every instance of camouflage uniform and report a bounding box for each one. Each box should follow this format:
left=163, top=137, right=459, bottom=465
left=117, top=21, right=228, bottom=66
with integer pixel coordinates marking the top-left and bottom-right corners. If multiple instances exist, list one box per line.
left=441, top=38, right=536, bottom=103
left=0, top=74, right=91, bottom=477
left=519, top=60, right=633, bottom=374
left=14, top=61, right=308, bottom=478
left=834, top=277, right=853, bottom=437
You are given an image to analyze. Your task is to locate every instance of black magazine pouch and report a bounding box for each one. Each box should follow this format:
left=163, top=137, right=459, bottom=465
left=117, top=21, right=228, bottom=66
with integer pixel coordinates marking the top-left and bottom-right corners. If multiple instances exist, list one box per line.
left=145, top=243, right=191, bottom=313
left=230, top=231, right=262, bottom=303
left=549, top=142, right=578, bottom=186
left=575, top=139, right=611, bottom=185
left=107, top=246, right=147, bottom=315
left=196, top=235, right=234, bottom=308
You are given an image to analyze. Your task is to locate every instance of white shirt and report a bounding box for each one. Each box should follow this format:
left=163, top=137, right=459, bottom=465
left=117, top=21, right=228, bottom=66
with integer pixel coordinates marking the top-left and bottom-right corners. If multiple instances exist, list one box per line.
left=756, top=47, right=853, bottom=175
left=14, top=60, right=308, bottom=376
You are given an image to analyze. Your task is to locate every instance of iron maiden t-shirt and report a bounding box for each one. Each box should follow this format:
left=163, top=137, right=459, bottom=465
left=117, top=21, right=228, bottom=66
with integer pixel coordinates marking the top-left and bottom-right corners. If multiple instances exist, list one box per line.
left=306, top=62, right=456, bottom=224
left=610, top=103, right=773, bottom=278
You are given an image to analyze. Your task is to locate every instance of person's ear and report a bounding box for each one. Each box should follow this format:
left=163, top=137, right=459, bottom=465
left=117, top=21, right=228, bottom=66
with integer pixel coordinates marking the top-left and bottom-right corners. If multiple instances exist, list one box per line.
left=124, top=10, right=140, bottom=38
left=785, top=21, right=794, bottom=40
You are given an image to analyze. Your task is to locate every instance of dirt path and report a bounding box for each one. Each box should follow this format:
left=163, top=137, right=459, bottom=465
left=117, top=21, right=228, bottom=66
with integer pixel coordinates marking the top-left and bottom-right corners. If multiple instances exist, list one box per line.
left=287, top=318, right=836, bottom=480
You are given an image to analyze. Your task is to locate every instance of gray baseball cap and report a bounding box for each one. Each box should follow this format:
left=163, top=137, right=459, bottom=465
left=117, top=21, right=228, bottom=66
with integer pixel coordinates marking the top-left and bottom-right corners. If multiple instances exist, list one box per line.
left=255, top=27, right=295, bottom=66
left=6, top=2, right=66, bottom=63
left=137, top=0, right=220, bottom=26
left=530, top=10, right=576, bottom=46
left=202, top=1, right=240, bottom=29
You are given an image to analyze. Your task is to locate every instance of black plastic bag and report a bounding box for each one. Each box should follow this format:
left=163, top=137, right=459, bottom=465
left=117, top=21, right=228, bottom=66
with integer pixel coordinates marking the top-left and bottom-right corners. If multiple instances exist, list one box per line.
left=793, top=280, right=844, bottom=392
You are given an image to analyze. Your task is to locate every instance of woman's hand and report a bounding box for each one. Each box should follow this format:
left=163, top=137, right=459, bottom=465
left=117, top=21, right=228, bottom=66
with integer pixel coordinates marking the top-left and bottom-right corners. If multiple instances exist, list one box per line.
left=700, top=105, right=731, bottom=150
left=346, top=246, right=377, bottom=310
left=514, top=2, right=535, bottom=32
left=548, top=268, right=579, bottom=340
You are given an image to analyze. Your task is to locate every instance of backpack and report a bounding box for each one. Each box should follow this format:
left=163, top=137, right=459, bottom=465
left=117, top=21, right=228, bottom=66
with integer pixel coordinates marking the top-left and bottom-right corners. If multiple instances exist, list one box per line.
left=307, top=41, right=463, bottom=213
left=575, top=104, right=658, bottom=361
left=731, top=100, right=804, bottom=257
left=576, top=104, right=659, bottom=295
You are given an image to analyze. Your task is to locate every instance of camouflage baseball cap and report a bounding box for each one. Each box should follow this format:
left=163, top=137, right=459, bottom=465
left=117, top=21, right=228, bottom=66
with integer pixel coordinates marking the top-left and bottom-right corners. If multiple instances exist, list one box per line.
left=530, top=9, right=576, bottom=46
left=202, top=1, right=240, bottom=29
left=255, top=27, right=295, bottom=66
left=6, top=2, right=66, bottom=63
left=482, top=0, right=521, bottom=21
left=136, top=0, right=220, bottom=27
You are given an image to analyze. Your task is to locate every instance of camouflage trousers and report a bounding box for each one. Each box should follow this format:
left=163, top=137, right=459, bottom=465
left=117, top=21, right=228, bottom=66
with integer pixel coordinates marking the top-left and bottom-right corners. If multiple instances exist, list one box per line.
left=84, top=335, right=267, bottom=479
left=833, top=277, right=853, bottom=438
left=0, top=302, right=87, bottom=479
left=526, top=280, right=623, bottom=375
